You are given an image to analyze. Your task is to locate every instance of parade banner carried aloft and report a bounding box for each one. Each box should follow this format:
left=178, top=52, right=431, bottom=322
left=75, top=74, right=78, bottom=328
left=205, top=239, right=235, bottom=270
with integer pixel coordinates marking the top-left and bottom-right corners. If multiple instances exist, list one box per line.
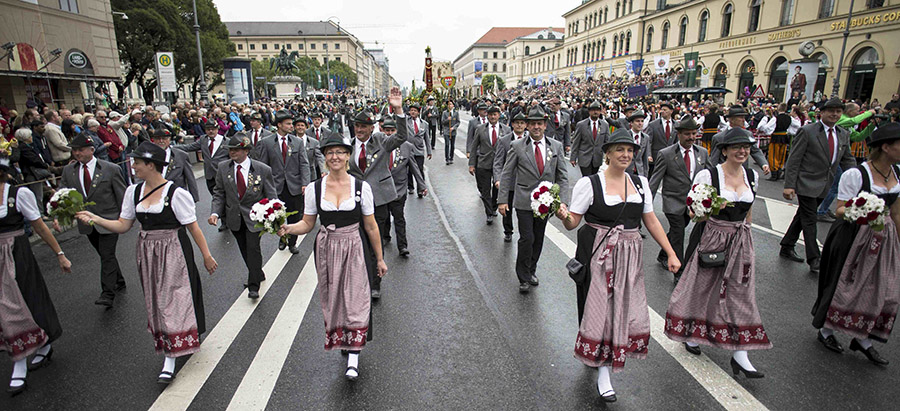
left=155, top=52, right=176, bottom=93
left=474, top=61, right=483, bottom=82
left=627, top=85, right=648, bottom=98
left=786, top=60, right=818, bottom=103
left=631, top=59, right=644, bottom=75
left=625, top=60, right=634, bottom=75
left=684, top=52, right=699, bottom=87
left=654, top=54, right=670, bottom=74
left=585, top=65, right=595, bottom=78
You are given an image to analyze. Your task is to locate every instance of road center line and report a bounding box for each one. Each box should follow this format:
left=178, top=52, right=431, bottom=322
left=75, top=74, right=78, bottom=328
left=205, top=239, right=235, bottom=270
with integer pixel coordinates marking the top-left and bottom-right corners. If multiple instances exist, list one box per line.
left=226, top=255, right=318, bottom=411
left=543, top=222, right=769, bottom=411
left=149, top=241, right=301, bottom=411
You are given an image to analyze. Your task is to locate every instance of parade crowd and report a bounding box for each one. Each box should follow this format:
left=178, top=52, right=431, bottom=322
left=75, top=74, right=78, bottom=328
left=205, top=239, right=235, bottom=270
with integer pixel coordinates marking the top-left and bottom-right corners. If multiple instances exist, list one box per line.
left=1, top=73, right=898, bottom=403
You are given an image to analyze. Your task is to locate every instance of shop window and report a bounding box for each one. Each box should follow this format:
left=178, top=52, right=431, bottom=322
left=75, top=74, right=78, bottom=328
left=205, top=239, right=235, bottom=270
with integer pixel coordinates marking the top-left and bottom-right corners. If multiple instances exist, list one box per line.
left=846, top=48, right=879, bottom=101
left=59, top=0, right=78, bottom=13
left=739, top=60, right=756, bottom=94
left=768, top=57, right=789, bottom=102
left=721, top=4, right=733, bottom=37
left=749, top=0, right=761, bottom=32
left=699, top=11, right=708, bottom=42
left=780, top=0, right=795, bottom=26
left=812, top=52, right=830, bottom=94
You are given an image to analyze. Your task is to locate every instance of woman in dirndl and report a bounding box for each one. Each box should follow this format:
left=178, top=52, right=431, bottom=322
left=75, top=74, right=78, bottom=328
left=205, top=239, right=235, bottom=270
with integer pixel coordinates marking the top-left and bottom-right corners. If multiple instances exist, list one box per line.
left=279, top=134, right=387, bottom=381
left=811, top=122, right=900, bottom=366
left=664, top=127, right=772, bottom=378
left=76, top=142, right=217, bottom=385
left=0, top=156, right=70, bottom=396
left=556, top=129, right=682, bottom=402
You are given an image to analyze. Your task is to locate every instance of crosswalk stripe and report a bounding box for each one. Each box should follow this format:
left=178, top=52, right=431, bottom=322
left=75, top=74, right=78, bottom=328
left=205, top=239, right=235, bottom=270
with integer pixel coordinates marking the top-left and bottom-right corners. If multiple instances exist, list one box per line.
left=434, top=137, right=468, bottom=159
left=226, top=255, right=318, bottom=410
left=149, top=243, right=301, bottom=411
left=542, top=223, right=769, bottom=411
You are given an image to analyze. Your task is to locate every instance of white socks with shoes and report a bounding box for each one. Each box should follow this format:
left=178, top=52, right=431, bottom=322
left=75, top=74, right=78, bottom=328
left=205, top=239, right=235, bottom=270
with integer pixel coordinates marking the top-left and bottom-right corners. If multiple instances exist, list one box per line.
left=732, top=350, right=756, bottom=372
left=685, top=342, right=700, bottom=348
left=346, top=353, right=359, bottom=379
left=819, top=328, right=834, bottom=339
left=596, top=366, right=614, bottom=396
left=160, top=356, right=176, bottom=376
left=10, top=359, right=27, bottom=387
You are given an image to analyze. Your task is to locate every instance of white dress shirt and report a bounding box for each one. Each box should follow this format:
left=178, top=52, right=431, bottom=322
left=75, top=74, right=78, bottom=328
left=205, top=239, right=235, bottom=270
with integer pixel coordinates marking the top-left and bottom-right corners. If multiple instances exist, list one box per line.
left=209, top=134, right=224, bottom=154
left=821, top=122, right=839, bottom=164
left=530, top=137, right=548, bottom=162
left=78, top=157, right=98, bottom=194
left=234, top=157, right=251, bottom=184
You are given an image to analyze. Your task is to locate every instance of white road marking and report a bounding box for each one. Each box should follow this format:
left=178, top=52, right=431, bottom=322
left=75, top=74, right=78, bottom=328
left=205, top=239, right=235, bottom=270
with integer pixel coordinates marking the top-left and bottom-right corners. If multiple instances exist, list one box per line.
left=757, top=196, right=822, bottom=247
left=149, top=244, right=301, bottom=411
left=542, top=223, right=769, bottom=411
left=434, top=137, right=468, bottom=159
left=226, top=256, right=318, bottom=411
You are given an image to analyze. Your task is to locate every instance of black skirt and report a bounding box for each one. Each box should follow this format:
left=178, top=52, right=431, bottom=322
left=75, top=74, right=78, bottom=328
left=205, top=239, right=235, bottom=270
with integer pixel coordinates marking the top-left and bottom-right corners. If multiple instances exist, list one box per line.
left=177, top=227, right=206, bottom=334
left=13, top=233, right=62, bottom=343
left=811, top=220, right=860, bottom=329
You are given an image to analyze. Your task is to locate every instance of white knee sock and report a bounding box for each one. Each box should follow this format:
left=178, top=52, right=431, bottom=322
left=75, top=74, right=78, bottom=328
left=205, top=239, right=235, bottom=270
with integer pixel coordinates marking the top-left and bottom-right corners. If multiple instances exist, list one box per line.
left=30, top=343, right=52, bottom=365
left=732, top=350, right=756, bottom=372
left=857, top=338, right=873, bottom=350
left=685, top=342, right=699, bottom=347
left=10, top=359, right=27, bottom=387
left=161, top=356, right=176, bottom=374
left=596, top=366, right=614, bottom=395
left=819, top=328, right=834, bottom=338
left=346, top=353, right=359, bottom=378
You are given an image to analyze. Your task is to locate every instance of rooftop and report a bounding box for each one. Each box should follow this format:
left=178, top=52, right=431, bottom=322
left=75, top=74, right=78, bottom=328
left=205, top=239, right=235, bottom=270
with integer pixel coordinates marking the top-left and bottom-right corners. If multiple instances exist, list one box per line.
left=474, top=27, right=564, bottom=45
left=225, top=21, right=346, bottom=37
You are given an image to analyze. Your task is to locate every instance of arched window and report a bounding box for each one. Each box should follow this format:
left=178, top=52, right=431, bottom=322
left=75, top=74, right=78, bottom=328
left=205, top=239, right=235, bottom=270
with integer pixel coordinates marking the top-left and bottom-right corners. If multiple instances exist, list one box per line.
left=780, top=0, right=795, bottom=26
left=613, top=34, right=618, bottom=56
left=819, top=0, right=835, bottom=18
left=678, top=16, right=688, bottom=46
left=768, top=56, right=789, bottom=101
left=604, top=7, right=609, bottom=23
left=493, top=63, right=498, bottom=72
left=615, top=1, right=620, bottom=18
left=626, top=31, right=631, bottom=54
left=601, top=38, right=607, bottom=59
left=541, top=46, right=546, bottom=52
left=619, top=32, right=625, bottom=56
left=538, top=34, right=544, bottom=40
left=646, top=27, right=654, bottom=52
left=629, top=0, right=633, bottom=13
left=698, top=11, right=708, bottom=42
left=662, top=21, right=670, bottom=50
left=525, top=46, right=530, bottom=56
left=714, top=63, right=728, bottom=87
left=739, top=60, right=756, bottom=93
left=854, top=47, right=879, bottom=65
left=749, top=0, right=762, bottom=32
left=721, top=4, right=733, bottom=37
left=811, top=52, right=829, bottom=93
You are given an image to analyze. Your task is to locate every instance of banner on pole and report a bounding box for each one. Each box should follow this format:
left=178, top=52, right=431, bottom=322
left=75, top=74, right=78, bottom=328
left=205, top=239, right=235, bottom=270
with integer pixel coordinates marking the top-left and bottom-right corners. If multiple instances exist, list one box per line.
left=631, top=59, right=644, bottom=75
left=625, top=60, right=634, bottom=75
left=155, top=52, right=176, bottom=92
left=684, top=52, right=699, bottom=87
left=474, top=61, right=483, bottom=82
left=654, top=54, right=670, bottom=74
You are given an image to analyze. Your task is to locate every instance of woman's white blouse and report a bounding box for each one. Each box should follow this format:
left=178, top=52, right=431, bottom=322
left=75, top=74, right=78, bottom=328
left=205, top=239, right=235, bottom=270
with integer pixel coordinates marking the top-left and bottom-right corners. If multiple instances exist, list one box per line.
left=304, top=175, right=375, bottom=216
left=837, top=163, right=900, bottom=201
left=120, top=181, right=197, bottom=225
left=0, top=184, right=41, bottom=221
left=693, top=165, right=757, bottom=203
left=569, top=172, right=654, bottom=215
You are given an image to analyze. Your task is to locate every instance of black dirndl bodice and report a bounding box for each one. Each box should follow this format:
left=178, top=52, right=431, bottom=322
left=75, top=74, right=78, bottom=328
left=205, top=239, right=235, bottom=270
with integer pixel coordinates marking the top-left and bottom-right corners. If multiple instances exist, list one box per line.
left=134, top=183, right=181, bottom=230
left=1, top=185, right=25, bottom=233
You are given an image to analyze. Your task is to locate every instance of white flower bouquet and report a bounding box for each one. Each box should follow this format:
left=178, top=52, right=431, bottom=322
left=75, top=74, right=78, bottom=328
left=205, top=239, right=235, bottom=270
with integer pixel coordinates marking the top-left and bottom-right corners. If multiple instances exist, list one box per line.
left=843, top=191, right=887, bottom=231
left=249, top=198, right=297, bottom=245
left=686, top=183, right=730, bottom=222
left=530, top=181, right=563, bottom=219
left=47, top=188, right=95, bottom=226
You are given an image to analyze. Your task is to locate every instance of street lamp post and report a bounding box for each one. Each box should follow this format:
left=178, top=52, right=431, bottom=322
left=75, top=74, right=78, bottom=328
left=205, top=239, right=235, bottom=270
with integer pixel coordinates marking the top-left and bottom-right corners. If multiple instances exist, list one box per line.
left=192, top=0, right=208, bottom=104
left=832, top=0, right=855, bottom=99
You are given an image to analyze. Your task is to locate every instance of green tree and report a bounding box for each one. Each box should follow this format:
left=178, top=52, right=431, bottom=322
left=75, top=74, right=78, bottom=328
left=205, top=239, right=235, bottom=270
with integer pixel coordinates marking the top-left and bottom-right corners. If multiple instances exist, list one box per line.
left=481, top=74, right=505, bottom=94
left=250, top=60, right=275, bottom=99
left=173, top=0, right=236, bottom=102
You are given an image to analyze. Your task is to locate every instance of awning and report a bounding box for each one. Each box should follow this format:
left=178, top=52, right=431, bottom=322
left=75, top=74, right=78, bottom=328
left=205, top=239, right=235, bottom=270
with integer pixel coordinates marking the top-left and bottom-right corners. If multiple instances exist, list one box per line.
left=0, top=69, right=120, bottom=83
left=652, top=87, right=732, bottom=95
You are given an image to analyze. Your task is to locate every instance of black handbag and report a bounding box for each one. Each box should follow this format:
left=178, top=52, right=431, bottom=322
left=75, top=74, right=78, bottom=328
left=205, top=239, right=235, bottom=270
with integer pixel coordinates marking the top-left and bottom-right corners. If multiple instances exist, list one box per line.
left=567, top=176, right=628, bottom=283
left=698, top=250, right=727, bottom=268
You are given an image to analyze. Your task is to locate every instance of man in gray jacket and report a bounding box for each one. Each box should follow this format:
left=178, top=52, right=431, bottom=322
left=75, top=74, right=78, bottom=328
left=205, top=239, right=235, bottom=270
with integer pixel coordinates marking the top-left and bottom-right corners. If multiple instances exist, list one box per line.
left=149, top=128, right=199, bottom=202
left=569, top=100, right=608, bottom=176
left=247, top=112, right=274, bottom=159
left=383, top=118, right=427, bottom=258
left=645, top=101, right=677, bottom=177
left=469, top=105, right=511, bottom=225
left=406, top=103, right=431, bottom=197
left=293, top=116, right=326, bottom=182
left=208, top=135, right=277, bottom=299
left=498, top=107, right=570, bottom=294
left=493, top=112, right=528, bottom=242
left=175, top=119, right=231, bottom=231
left=545, top=97, right=571, bottom=153
left=625, top=110, right=651, bottom=177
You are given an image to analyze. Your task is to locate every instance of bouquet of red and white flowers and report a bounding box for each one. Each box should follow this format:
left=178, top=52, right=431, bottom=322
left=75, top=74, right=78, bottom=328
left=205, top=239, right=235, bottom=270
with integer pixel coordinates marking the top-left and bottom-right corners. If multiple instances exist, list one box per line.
left=686, top=183, right=731, bottom=222
left=249, top=198, right=298, bottom=245
left=531, top=181, right=563, bottom=219
left=843, top=191, right=887, bottom=231
left=47, top=188, right=96, bottom=227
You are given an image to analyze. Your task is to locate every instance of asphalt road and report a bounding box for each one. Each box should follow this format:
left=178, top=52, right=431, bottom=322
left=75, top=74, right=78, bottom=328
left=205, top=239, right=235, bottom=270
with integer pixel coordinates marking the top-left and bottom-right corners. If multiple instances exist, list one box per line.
left=2, top=113, right=898, bottom=410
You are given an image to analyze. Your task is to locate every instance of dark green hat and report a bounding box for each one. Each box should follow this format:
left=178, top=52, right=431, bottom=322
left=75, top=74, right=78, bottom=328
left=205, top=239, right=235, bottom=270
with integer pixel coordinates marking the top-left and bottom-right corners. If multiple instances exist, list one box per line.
left=476, top=103, right=488, bottom=111
left=823, top=98, right=845, bottom=110
left=627, top=110, right=647, bottom=122
left=511, top=112, right=528, bottom=122
left=659, top=101, right=675, bottom=110
left=225, top=133, right=254, bottom=150
left=723, top=106, right=749, bottom=118
left=150, top=128, right=173, bottom=140
left=867, top=122, right=900, bottom=148
left=587, top=100, right=603, bottom=110
left=602, top=129, right=641, bottom=152
left=319, top=134, right=352, bottom=153
left=409, top=102, right=421, bottom=110
left=353, top=110, right=376, bottom=125
left=203, top=119, right=219, bottom=129
left=309, top=111, right=323, bottom=119
left=132, top=141, right=169, bottom=166
left=487, top=105, right=501, bottom=114
left=69, top=132, right=96, bottom=149
left=249, top=112, right=264, bottom=122
left=382, top=118, right=397, bottom=129
left=716, top=127, right=754, bottom=148
left=675, top=115, right=700, bottom=131
left=526, top=106, right=548, bottom=121
left=274, top=110, right=293, bottom=124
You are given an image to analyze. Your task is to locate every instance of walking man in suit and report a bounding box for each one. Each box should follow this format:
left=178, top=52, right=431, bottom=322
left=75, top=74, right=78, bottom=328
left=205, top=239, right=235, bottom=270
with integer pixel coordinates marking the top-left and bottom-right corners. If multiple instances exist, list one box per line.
left=569, top=100, right=609, bottom=176
left=494, top=112, right=529, bottom=242
left=247, top=112, right=274, bottom=159
left=545, top=97, right=571, bottom=154
left=176, top=119, right=231, bottom=231
left=466, top=103, right=489, bottom=157
left=626, top=110, right=651, bottom=177
left=406, top=103, right=431, bottom=197
left=470, top=105, right=512, bottom=225
left=294, top=116, right=326, bottom=181
left=646, top=101, right=677, bottom=178
left=424, top=97, right=439, bottom=150
left=706, top=106, right=770, bottom=175
left=442, top=101, right=461, bottom=165
left=648, top=116, right=708, bottom=283
left=498, top=107, right=570, bottom=294
left=56, top=134, right=127, bottom=307
left=255, top=111, right=311, bottom=254
left=306, top=112, right=332, bottom=141
left=348, top=87, right=407, bottom=299
left=780, top=98, right=856, bottom=274
left=383, top=118, right=427, bottom=258
left=209, top=135, right=277, bottom=299
left=149, top=128, right=199, bottom=202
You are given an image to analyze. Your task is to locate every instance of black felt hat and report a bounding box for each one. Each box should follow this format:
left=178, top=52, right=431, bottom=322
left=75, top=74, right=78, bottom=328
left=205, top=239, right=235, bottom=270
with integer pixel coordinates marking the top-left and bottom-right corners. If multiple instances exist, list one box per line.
left=716, top=127, right=755, bottom=148
left=132, top=141, right=169, bottom=166
left=867, top=122, right=900, bottom=148
left=602, top=129, right=641, bottom=152
left=150, top=128, right=173, bottom=140
left=823, top=98, right=845, bottom=110
left=225, top=133, right=253, bottom=150
left=69, top=132, right=96, bottom=149
left=318, top=134, right=352, bottom=152
left=352, top=110, right=376, bottom=125
left=274, top=110, right=293, bottom=124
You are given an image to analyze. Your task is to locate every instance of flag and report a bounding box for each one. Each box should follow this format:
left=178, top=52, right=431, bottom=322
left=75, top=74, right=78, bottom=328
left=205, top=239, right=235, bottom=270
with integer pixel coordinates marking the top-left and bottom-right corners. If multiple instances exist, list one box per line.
left=654, top=55, right=670, bottom=74
left=625, top=60, right=634, bottom=75
left=632, top=59, right=644, bottom=75
left=684, top=52, right=699, bottom=87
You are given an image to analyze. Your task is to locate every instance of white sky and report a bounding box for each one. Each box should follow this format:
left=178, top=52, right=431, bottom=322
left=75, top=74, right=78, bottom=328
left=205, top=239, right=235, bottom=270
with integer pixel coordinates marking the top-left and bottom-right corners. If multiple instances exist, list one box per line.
left=213, top=0, right=575, bottom=89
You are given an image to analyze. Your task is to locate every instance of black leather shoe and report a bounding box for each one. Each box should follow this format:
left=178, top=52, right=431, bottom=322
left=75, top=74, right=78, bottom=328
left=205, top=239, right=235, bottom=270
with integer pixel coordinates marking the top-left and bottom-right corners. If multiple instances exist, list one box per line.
left=486, top=215, right=494, bottom=225
left=529, top=276, right=539, bottom=286
left=445, top=161, right=450, bottom=165
left=94, top=295, right=114, bottom=308
left=157, top=371, right=175, bottom=385
left=7, top=377, right=26, bottom=396
left=684, top=343, right=701, bottom=355
left=418, top=193, right=424, bottom=198
left=371, top=289, right=381, bottom=300
left=248, top=290, right=260, bottom=299
left=399, top=248, right=410, bottom=258
left=503, top=234, right=512, bottom=242
left=27, top=347, right=53, bottom=371
left=850, top=338, right=889, bottom=365
left=598, top=389, right=617, bottom=403
left=519, top=283, right=530, bottom=293
left=779, top=247, right=804, bottom=262
left=810, top=259, right=820, bottom=274
left=817, top=332, right=844, bottom=353
left=730, top=358, right=764, bottom=378
left=289, top=245, right=300, bottom=254
left=278, top=241, right=287, bottom=251
left=408, top=189, right=415, bottom=195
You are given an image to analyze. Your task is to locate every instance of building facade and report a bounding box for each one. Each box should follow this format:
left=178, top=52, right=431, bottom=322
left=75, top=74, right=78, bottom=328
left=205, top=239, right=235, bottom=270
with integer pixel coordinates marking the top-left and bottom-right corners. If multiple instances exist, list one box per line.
left=0, top=0, right=123, bottom=112
left=505, top=28, right=566, bottom=86
left=519, top=0, right=900, bottom=103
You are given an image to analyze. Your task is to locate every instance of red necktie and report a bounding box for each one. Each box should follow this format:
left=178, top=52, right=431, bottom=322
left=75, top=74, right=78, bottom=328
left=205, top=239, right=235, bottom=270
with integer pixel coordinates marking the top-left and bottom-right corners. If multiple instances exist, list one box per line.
left=358, top=143, right=367, bottom=173
left=254, top=130, right=259, bottom=145
left=236, top=165, right=246, bottom=199
left=83, top=164, right=91, bottom=195
left=316, top=128, right=320, bottom=140
left=281, top=137, right=288, bottom=163
left=209, top=137, right=215, bottom=155
left=414, top=120, right=419, bottom=134
left=534, top=141, right=544, bottom=175
left=592, top=122, right=597, bottom=141
left=827, top=128, right=835, bottom=163
left=634, top=133, right=640, bottom=145
left=491, top=126, right=497, bottom=146
left=683, top=149, right=691, bottom=176
left=665, top=121, right=671, bottom=141
left=389, top=150, right=394, bottom=170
